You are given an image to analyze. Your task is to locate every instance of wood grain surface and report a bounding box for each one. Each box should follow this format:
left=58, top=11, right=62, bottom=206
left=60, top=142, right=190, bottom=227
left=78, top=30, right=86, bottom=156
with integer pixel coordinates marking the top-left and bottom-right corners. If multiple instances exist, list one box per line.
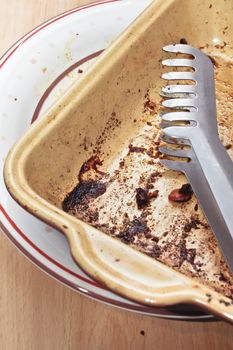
left=0, top=1, right=233, bottom=349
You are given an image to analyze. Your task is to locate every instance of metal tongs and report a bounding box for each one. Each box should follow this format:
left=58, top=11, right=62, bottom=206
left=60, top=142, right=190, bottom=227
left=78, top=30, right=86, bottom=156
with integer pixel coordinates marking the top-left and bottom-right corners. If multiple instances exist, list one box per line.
left=159, top=44, right=233, bottom=274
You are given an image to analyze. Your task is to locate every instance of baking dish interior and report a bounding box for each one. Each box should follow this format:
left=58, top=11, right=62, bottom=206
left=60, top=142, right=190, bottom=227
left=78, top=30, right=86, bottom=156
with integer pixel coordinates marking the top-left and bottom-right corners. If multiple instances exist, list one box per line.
left=23, top=0, right=233, bottom=208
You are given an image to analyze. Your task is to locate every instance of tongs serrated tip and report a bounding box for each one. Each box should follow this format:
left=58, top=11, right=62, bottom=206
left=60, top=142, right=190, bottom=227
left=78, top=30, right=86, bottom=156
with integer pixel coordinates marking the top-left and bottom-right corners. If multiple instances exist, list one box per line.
left=159, top=44, right=233, bottom=275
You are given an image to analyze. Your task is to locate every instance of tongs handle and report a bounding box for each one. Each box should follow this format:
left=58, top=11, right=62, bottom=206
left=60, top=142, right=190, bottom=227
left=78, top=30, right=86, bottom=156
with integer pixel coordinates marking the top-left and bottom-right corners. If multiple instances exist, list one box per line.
left=187, top=134, right=233, bottom=274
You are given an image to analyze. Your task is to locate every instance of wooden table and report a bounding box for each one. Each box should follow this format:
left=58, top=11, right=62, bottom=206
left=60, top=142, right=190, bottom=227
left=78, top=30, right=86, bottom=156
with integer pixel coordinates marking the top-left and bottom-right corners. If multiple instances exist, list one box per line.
left=0, top=1, right=232, bottom=349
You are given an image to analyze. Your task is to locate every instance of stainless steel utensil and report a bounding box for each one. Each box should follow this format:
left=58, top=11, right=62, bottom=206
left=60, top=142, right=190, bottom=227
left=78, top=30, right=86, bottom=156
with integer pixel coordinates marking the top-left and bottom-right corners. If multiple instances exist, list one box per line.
left=159, top=44, right=233, bottom=274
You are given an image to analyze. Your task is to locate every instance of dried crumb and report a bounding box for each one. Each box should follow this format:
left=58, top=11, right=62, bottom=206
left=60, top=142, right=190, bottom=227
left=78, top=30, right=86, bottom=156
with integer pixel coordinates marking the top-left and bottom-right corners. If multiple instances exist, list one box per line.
left=180, top=38, right=188, bottom=44
left=168, top=184, right=193, bottom=203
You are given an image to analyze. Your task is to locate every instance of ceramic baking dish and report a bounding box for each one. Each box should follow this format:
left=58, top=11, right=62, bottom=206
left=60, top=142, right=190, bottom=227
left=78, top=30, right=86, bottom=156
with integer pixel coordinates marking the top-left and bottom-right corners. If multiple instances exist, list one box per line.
left=4, top=0, right=233, bottom=322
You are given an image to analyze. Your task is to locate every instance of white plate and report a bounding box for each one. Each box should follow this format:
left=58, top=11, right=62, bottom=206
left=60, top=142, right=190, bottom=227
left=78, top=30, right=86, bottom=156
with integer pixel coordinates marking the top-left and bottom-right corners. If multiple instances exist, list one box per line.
left=0, top=0, right=211, bottom=320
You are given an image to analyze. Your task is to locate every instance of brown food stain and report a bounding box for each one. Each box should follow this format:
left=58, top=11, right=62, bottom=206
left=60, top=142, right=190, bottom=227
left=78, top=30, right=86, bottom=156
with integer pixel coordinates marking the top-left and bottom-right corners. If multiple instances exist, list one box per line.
left=135, top=188, right=159, bottom=209
left=62, top=180, right=106, bottom=213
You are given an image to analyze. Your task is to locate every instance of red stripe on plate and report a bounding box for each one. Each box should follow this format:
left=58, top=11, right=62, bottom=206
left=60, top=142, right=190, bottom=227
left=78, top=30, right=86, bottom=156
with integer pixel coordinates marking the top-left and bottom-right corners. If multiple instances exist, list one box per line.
left=0, top=203, right=106, bottom=289
left=0, top=0, right=120, bottom=68
left=0, top=0, right=121, bottom=290
left=31, top=50, right=103, bottom=123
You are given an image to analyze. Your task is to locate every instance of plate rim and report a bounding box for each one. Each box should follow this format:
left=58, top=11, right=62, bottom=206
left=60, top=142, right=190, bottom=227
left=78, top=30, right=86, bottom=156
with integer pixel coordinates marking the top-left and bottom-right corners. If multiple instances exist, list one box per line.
left=0, top=0, right=212, bottom=320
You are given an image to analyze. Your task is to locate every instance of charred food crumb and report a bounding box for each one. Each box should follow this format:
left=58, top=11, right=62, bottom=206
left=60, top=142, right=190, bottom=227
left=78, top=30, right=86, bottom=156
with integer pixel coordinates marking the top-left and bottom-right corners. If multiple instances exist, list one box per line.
left=136, top=188, right=148, bottom=209
left=143, top=90, right=156, bottom=114
left=152, top=236, right=159, bottom=242
left=219, top=273, right=228, bottom=282
left=219, top=299, right=231, bottom=307
left=183, top=217, right=201, bottom=232
left=146, top=147, right=160, bottom=159
left=144, top=100, right=156, bottom=113
left=119, top=159, right=125, bottom=168
left=178, top=234, right=196, bottom=267
left=128, top=144, right=146, bottom=153
left=180, top=38, right=188, bottom=44
left=136, top=188, right=159, bottom=209
left=149, top=244, right=161, bottom=258
left=180, top=184, right=193, bottom=196
left=148, top=190, right=159, bottom=200
left=168, top=184, right=193, bottom=203
left=118, top=218, right=150, bottom=244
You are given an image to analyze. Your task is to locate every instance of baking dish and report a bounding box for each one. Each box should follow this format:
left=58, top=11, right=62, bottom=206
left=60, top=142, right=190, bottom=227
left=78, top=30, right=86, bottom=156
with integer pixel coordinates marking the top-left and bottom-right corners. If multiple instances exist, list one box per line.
left=4, top=0, right=233, bottom=322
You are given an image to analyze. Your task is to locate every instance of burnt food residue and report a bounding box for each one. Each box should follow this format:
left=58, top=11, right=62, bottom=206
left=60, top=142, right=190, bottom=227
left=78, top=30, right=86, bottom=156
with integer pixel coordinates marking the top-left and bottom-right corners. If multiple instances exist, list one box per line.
left=168, top=184, right=193, bottom=203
